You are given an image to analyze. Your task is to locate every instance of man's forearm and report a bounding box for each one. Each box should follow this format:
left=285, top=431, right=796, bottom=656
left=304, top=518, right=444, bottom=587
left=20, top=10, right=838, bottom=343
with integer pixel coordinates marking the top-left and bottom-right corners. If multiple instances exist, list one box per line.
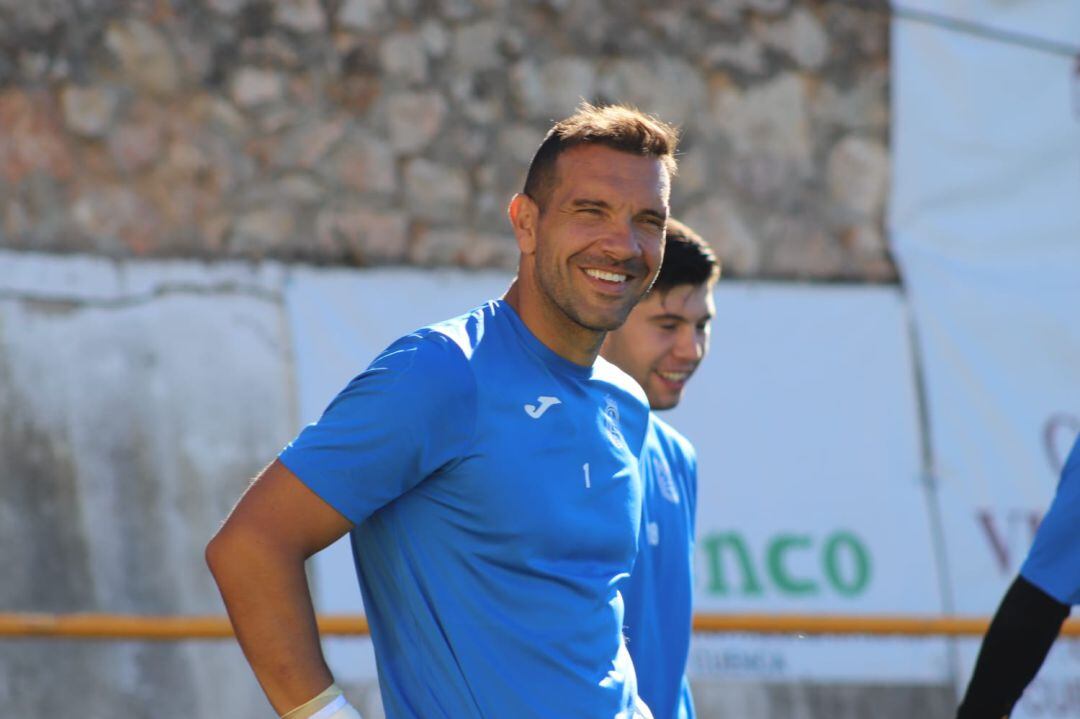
left=956, top=575, right=1070, bottom=719
left=207, top=524, right=334, bottom=715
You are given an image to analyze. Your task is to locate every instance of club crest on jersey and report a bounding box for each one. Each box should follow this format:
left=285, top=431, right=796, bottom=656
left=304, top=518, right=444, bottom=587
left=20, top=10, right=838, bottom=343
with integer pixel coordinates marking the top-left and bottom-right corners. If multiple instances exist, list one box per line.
left=646, top=521, right=660, bottom=546
left=602, top=395, right=624, bottom=449
left=652, top=454, right=680, bottom=504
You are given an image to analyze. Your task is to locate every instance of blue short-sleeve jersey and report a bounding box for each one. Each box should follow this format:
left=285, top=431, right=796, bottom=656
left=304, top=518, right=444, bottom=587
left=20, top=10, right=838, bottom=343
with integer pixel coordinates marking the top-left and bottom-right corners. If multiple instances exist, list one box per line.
left=279, top=300, right=653, bottom=719
left=1021, top=434, right=1080, bottom=605
left=620, top=415, right=698, bottom=719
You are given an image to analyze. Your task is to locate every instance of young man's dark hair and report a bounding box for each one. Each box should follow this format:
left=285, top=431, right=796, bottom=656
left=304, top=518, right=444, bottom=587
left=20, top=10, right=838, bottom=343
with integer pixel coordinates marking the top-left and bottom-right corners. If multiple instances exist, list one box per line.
left=650, top=217, right=721, bottom=294
left=522, top=102, right=680, bottom=210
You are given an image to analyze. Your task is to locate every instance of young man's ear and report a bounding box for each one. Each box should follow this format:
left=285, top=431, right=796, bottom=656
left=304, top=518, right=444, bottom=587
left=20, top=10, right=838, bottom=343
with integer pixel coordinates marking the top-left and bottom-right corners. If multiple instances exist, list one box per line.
left=508, top=193, right=539, bottom=255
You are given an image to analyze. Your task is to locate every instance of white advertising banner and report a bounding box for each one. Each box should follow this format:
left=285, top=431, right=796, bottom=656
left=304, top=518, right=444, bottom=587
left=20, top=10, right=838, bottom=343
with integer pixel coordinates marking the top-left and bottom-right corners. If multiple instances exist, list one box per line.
left=285, top=270, right=946, bottom=683
left=891, top=1, right=1080, bottom=712
left=668, top=284, right=947, bottom=682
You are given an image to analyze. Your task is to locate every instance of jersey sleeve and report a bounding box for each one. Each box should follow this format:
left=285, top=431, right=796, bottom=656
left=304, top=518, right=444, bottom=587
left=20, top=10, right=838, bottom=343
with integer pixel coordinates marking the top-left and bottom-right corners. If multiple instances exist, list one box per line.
left=278, top=330, right=477, bottom=526
left=1020, top=435, right=1080, bottom=605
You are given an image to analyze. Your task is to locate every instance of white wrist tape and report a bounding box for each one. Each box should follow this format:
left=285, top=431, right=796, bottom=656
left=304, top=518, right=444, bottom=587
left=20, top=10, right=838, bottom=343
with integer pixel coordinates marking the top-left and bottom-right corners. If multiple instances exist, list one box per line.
left=281, top=683, right=362, bottom=719
left=308, top=695, right=362, bottom=719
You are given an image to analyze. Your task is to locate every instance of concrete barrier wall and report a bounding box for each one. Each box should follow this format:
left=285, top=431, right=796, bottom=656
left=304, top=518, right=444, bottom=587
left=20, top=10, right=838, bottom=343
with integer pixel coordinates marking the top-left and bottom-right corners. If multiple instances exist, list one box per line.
left=0, top=252, right=294, bottom=718
left=0, top=250, right=971, bottom=718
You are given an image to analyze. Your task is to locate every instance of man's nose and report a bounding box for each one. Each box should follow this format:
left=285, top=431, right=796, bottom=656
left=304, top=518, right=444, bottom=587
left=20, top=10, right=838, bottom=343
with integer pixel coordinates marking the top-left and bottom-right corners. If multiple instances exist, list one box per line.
left=674, top=328, right=704, bottom=361
left=597, top=219, right=640, bottom=261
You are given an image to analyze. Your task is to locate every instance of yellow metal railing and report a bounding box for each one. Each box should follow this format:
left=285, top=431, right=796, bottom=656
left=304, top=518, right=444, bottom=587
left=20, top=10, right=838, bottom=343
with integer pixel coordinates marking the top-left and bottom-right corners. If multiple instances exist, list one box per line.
left=0, top=613, right=365, bottom=640
left=1, top=612, right=1078, bottom=641
left=692, top=613, right=1080, bottom=637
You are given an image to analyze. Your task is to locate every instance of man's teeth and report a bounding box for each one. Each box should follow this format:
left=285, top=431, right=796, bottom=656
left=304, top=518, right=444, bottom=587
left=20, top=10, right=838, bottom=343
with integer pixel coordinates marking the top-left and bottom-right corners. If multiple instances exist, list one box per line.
left=585, top=268, right=627, bottom=283
left=658, top=371, right=689, bottom=382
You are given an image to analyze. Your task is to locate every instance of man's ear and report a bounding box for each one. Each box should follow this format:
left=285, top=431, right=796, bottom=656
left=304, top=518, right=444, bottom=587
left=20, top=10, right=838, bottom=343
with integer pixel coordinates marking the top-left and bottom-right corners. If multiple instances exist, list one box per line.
left=508, top=193, right=539, bottom=255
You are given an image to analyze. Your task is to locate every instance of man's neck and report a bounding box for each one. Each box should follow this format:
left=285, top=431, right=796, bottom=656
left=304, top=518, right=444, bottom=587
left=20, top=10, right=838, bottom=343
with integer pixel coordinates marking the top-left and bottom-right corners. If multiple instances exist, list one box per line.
left=503, top=280, right=604, bottom=367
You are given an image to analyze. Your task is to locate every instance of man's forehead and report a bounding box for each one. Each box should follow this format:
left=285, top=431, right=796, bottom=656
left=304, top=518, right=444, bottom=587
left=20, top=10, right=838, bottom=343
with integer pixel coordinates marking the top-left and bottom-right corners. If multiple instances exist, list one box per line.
left=648, top=283, right=715, bottom=314
left=553, top=145, right=670, bottom=199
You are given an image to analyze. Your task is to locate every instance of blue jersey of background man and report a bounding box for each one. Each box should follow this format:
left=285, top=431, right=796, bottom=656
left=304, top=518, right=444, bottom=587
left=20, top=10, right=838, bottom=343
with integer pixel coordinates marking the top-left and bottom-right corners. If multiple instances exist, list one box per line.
left=1021, top=434, right=1080, bottom=605
left=279, top=300, right=653, bottom=719
left=621, top=414, right=698, bottom=719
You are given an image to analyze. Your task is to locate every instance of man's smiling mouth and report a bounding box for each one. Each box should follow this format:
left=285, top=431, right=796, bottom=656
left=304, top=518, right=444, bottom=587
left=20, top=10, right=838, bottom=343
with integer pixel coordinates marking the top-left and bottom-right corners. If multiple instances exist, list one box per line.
left=584, top=268, right=628, bottom=283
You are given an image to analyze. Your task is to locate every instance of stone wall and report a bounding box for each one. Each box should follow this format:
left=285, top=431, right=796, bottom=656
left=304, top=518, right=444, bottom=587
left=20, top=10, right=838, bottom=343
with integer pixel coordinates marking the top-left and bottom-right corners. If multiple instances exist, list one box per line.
left=0, top=0, right=893, bottom=280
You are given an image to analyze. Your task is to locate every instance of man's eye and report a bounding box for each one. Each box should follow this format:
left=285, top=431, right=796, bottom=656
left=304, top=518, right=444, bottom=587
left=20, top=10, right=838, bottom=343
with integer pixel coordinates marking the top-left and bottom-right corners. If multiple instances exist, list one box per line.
left=659, top=323, right=678, bottom=331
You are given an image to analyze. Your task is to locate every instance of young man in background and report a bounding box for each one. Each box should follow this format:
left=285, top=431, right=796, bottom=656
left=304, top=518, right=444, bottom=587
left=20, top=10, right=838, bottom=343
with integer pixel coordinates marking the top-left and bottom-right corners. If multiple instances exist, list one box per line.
left=602, top=218, right=721, bottom=719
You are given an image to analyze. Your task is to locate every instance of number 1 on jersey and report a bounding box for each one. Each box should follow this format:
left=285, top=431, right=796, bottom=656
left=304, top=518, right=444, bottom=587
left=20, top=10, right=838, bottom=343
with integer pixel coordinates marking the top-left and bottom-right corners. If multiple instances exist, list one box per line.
left=583, top=462, right=591, bottom=489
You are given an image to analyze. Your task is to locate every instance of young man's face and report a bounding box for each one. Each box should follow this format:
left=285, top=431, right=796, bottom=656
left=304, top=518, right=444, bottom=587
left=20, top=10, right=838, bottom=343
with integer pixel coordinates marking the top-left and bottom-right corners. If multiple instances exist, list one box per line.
left=529, top=144, right=670, bottom=333
left=601, top=281, right=715, bottom=410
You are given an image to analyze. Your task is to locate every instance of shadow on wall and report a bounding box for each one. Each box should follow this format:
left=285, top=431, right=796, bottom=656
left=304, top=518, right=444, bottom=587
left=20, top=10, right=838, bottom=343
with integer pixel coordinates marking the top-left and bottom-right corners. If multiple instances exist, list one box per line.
left=0, top=257, right=295, bottom=718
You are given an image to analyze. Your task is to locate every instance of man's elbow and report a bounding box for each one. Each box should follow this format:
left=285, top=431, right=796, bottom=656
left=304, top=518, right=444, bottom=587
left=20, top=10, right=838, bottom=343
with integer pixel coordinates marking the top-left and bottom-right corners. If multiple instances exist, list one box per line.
left=205, top=519, right=304, bottom=583
left=205, top=525, right=232, bottom=581
left=205, top=521, right=255, bottom=583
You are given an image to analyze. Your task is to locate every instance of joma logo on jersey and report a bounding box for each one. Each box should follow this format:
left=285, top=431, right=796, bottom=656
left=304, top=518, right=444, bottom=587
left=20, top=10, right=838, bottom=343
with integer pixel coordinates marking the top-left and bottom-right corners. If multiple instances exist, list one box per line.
left=602, top=395, right=624, bottom=449
left=524, top=395, right=561, bottom=419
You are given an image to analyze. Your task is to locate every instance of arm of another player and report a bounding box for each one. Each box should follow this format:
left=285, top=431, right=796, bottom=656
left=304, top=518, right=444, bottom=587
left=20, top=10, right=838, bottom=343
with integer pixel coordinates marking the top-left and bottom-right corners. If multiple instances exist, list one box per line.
left=959, top=437, right=1080, bottom=717
left=955, top=575, right=1070, bottom=719
left=206, top=459, right=354, bottom=716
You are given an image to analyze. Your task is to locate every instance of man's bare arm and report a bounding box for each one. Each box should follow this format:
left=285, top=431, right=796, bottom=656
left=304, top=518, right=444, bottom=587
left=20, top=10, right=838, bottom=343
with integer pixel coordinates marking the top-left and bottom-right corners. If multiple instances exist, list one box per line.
left=206, top=459, right=354, bottom=715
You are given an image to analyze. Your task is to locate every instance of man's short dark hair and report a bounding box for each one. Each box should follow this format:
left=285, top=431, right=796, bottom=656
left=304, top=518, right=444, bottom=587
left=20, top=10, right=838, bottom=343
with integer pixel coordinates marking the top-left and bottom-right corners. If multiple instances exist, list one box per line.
left=652, top=217, right=721, bottom=293
left=522, top=102, right=680, bottom=210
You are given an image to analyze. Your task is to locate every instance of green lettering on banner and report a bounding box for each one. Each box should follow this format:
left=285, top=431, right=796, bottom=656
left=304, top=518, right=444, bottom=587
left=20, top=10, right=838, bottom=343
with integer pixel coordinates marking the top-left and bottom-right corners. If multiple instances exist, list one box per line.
left=766, top=534, right=817, bottom=596
left=700, top=530, right=874, bottom=598
left=823, top=531, right=872, bottom=597
left=701, top=532, right=763, bottom=596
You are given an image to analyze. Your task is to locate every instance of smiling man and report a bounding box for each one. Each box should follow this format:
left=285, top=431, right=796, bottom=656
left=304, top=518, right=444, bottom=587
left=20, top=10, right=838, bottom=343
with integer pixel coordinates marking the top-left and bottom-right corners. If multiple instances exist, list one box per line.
left=602, top=218, right=721, bottom=719
left=207, top=104, right=678, bottom=719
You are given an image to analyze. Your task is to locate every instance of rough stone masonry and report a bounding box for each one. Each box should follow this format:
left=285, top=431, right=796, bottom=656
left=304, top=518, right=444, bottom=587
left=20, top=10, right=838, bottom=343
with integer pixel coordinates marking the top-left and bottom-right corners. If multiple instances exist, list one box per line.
left=0, top=0, right=893, bottom=280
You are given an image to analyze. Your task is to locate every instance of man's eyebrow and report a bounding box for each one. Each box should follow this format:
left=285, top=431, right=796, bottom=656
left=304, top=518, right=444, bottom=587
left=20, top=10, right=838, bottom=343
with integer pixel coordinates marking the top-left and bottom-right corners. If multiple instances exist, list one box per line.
left=649, top=313, right=687, bottom=322
left=650, top=309, right=715, bottom=322
left=568, top=199, right=666, bottom=221
left=569, top=198, right=612, bottom=210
